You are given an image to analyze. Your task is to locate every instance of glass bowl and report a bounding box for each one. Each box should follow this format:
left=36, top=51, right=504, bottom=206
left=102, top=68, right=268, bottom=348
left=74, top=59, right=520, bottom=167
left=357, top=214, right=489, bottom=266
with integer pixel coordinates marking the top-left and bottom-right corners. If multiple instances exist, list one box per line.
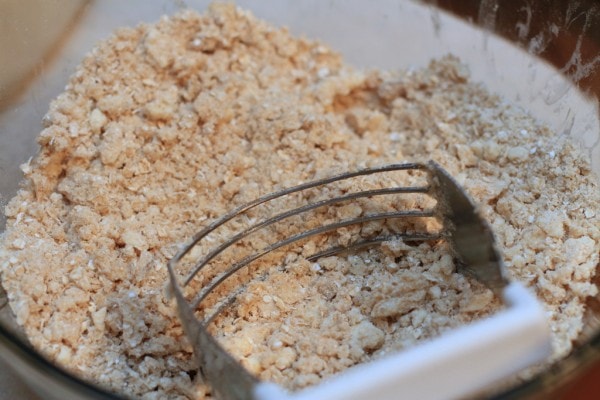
left=0, top=1, right=598, bottom=399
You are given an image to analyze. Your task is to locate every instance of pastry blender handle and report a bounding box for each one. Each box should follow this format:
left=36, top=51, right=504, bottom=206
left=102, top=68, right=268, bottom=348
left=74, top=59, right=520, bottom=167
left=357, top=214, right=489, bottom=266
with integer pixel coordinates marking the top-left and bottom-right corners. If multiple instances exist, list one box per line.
left=255, top=282, right=551, bottom=400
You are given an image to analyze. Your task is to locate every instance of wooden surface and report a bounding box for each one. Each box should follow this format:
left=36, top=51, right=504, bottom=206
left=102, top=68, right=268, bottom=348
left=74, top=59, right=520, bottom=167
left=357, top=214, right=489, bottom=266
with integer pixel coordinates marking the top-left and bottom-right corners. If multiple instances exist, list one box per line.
left=554, top=359, right=600, bottom=399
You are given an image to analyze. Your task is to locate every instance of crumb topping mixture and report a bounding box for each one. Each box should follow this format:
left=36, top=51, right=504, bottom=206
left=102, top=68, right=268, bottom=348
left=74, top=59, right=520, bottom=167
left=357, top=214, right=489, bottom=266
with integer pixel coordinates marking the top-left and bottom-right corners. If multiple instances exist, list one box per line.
left=0, top=4, right=598, bottom=399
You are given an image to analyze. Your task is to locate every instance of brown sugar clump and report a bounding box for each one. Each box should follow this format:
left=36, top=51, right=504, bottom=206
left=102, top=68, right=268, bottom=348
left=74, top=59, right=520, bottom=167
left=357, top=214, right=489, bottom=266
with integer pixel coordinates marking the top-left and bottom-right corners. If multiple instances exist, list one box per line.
left=0, top=4, right=599, bottom=399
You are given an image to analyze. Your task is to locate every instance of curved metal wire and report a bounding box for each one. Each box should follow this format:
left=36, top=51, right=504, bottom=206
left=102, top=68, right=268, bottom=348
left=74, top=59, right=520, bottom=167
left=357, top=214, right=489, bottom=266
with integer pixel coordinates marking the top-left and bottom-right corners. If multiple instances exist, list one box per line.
left=190, top=209, right=436, bottom=310
left=305, top=232, right=445, bottom=261
left=169, top=163, right=427, bottom=275
left=183, top=185, right=430, bottom=287
left=166, top=160, right=514, bottom=400
left=201, top=232, right=444, bottom=323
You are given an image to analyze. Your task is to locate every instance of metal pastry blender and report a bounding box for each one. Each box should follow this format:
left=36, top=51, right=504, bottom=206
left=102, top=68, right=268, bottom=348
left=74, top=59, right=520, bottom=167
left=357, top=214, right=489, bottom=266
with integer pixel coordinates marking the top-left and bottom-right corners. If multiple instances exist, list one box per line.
left=167, top=160, right=551, bottom=400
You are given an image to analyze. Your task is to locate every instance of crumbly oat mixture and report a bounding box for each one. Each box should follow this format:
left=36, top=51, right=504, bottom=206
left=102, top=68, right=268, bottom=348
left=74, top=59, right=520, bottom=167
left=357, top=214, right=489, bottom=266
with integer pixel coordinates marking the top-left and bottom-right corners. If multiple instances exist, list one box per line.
left=0, top=4, right=599, bottom=399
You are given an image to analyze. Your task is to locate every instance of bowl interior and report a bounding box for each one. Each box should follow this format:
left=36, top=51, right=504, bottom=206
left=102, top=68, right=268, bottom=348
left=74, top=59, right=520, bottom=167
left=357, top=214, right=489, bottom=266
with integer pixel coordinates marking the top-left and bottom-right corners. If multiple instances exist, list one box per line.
left=0, top=1, right=598, bottom=399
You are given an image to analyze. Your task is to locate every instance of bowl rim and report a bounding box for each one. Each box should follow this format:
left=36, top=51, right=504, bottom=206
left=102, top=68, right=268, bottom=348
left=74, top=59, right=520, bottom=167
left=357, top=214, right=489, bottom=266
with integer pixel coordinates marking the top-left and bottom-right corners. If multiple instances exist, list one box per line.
left=0, top=323, right=122, bottom=399
left=2, top=319, right=600, bottom=398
